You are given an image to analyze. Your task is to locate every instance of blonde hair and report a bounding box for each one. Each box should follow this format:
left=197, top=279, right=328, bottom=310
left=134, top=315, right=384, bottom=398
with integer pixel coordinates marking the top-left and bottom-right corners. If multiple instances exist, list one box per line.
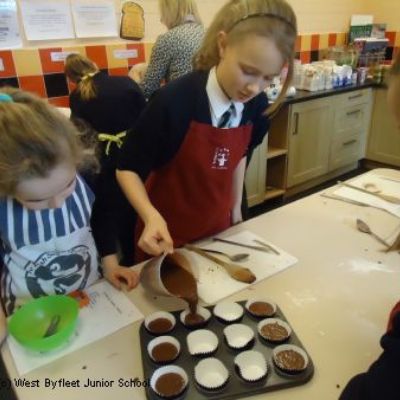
left=158, top=0, right=202, bottom=29
left=0, top=88, right=90, bottom=196
left=64, top=53, right=99, bottom=101
left=193, top=0, right=297, bottom=116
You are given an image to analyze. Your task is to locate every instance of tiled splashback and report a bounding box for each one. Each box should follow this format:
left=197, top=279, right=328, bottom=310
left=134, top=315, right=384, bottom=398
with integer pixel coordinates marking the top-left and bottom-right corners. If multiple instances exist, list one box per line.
left=0, top=31, right=398, bottom=107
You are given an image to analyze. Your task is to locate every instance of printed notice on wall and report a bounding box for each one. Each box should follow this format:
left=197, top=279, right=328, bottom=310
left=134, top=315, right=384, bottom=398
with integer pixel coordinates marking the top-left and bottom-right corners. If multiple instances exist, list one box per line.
left=0, top=0, right=22, bottom=49
left=71, top=0, right=118, bottom=38
left=20, top=0, right=75, bottom=41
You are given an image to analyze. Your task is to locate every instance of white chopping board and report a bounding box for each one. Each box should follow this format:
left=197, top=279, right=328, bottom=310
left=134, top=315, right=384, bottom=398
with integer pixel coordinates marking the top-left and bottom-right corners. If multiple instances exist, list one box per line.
left=333, top=174, right=400, bottom=218
left=183, top=230, right=298, bottom=304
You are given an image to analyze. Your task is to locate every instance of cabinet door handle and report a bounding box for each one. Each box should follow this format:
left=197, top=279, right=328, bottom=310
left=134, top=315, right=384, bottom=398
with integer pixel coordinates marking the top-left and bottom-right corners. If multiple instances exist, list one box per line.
left=348, top=93, right=363, bottom=100
left=346, top=109, right=361, bottom=116
left=292, top=112, right=299, bottom=135
left=342, top=139, right=357, bottom=146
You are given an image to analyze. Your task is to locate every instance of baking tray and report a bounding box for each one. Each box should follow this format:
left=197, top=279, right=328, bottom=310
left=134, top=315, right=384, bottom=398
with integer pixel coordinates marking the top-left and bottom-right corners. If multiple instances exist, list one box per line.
left=140, top=301, right=314, bottom=399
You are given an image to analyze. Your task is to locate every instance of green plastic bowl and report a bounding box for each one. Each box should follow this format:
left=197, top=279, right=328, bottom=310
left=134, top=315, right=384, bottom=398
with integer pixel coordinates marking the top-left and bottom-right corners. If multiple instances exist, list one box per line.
left=8, top=295, right=79, bottom=352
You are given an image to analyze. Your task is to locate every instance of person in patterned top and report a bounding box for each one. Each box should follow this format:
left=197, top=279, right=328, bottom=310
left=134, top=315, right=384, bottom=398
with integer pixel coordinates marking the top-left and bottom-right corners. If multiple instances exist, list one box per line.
left=139, top=0, right=204, bottom=99
left=0, top=88, right=139, bottom=345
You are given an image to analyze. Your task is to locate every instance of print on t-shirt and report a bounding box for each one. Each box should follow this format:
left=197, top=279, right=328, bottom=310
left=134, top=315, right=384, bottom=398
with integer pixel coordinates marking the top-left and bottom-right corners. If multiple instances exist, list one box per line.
left=25, top=245, right=92, bottom=296
left=212, top=147, right=230, bottom=169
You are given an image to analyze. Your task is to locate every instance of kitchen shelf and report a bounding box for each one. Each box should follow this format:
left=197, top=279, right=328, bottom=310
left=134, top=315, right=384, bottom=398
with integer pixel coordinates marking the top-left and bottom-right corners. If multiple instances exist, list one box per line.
left=267, top=147, right=288, bottom=159
left=265, top=187, right=285, bottom=200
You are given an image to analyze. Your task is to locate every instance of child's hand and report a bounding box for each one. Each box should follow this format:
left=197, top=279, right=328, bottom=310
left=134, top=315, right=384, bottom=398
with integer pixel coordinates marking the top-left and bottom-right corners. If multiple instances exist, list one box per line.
left=140, top=213, right=174, bottom=256
left=102, top=255, right=140, bottom=291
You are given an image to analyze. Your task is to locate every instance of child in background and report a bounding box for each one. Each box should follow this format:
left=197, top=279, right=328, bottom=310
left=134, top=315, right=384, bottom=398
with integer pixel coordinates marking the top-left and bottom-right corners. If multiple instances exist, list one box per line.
left=0, top=88, right=138, bottom=344
left=339, top=53, right=400, bottom=400
left=117, top=0, right=297, bottom=260
left=65, top=53, right=146, bottom=271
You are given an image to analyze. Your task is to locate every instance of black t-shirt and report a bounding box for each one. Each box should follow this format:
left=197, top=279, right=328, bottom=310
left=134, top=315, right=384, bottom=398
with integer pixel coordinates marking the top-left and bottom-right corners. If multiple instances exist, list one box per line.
left=70, top=71, right=146, bottom=135
left=118, top=70, right=270, bottom=181
left=339, top=311, right=400, bottom=400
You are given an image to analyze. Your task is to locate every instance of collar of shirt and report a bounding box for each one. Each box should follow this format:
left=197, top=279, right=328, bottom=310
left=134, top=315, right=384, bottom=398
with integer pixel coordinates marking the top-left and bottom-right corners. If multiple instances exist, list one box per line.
left=206, top=67, right=244, bottom=128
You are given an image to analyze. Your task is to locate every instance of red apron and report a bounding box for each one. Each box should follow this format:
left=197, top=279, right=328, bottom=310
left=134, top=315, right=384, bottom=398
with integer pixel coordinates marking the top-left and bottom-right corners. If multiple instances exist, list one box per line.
left=135, top=120, right=252, bottom=261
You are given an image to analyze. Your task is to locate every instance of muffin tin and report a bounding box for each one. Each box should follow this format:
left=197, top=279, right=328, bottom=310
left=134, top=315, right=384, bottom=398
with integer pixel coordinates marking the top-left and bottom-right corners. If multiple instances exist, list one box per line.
left=139, top=301, right=314, bottom=399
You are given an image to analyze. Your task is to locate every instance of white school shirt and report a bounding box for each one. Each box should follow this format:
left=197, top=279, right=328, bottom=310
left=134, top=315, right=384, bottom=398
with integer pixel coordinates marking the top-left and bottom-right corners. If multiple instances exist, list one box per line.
left=0, top=175, right=100, bottom=315
left=206, top=67, right=244, bottom=128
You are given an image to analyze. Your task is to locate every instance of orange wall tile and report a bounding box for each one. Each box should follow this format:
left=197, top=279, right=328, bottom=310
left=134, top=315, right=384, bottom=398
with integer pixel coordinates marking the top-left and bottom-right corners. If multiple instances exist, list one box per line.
left=86, top=45, right=108, bottom=69
left=0, top=50, right=16, bottom=78
left=39, top=48, right=64, bottom=74
left=18, top=75, right=46, bottom=98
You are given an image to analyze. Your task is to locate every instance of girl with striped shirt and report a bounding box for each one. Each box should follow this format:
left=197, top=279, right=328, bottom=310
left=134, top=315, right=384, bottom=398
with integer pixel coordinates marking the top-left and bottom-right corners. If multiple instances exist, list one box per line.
left=0, top=89, right=138, bottom=344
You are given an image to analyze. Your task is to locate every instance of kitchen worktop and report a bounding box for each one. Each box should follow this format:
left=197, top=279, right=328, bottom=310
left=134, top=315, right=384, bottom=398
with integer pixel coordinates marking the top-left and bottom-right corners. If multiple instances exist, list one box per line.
left=2, top=168, right=400, bottom=400
left=283, top=81, right=379, bottom=105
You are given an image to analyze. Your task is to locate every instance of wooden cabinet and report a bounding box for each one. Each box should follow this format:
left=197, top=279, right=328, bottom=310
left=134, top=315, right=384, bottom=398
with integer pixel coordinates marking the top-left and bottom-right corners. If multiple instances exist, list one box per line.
left=329, top=89, right=372, bottom=171
left=366, top=87, right=400, bottom=166
left=287, top=98, right=332, bottom=187
left=245, top=105, right=289, bottom=206
left=246, top=88, right=373, bottom=206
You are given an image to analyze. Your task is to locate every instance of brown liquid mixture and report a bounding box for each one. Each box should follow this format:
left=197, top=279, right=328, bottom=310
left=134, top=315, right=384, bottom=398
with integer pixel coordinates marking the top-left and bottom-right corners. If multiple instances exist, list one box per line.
left=261, top=323, right=289, bottom=341
left=151, top=342, right=178, bottom=363
left=184, top=313, right=205, bottom=327
left=155, top=372, right=185, bottom=397
left=248, top=302, right=274, bottom=316
left=275, top=349, right=305, bottom=371
left=147, top=318, right=173, bottom=334
left=161, top=255, right=198, bottom=314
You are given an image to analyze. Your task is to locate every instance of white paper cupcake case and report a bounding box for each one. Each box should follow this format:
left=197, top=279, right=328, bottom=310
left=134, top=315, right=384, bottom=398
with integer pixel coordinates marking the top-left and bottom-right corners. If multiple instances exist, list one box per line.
left=245, top=298, right=277, bottom=317
left=257, top=318, right=292, bottom=343
left=234, top=350, right=268, bottom=382
left=223, top=323, right=255, bottom=349
left=194, top=357, right=229, bottom=390
left=144, top=311, right=176, bottom=335
left=150, top=365, right=188, bottom=398
left=272, top=344, right=309, bottom=374
left=213, top=301, right=244, bottom=323
left=186, top=329, right=218, bottom=356
left=147, top=335, right=181, bottom=363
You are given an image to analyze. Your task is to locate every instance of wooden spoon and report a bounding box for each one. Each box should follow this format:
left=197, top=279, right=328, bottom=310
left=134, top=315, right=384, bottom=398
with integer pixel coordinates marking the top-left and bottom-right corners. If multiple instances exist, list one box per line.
left=185, top=244, right=256, bottom=284
left=338, top=181, right=400, bottom=204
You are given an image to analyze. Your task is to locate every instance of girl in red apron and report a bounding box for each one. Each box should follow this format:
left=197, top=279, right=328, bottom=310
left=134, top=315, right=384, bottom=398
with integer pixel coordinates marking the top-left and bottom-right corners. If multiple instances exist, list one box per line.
left=117, top=0, right=297, bottom=261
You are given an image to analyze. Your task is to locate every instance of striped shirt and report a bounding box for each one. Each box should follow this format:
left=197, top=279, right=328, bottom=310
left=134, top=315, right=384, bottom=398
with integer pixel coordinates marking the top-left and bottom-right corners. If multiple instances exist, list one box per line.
left=0, top=175, right=100, bottom=315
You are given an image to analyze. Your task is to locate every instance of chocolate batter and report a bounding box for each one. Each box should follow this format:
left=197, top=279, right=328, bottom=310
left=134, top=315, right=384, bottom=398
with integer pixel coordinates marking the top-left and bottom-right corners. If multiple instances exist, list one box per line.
left=147, top=318, right=173, bottom=334
left=151, top=342, right=178, bottom=363
left=155, top=372, right=186, bottom=397
left=248, top=301, right=275, bottom=317
left=261, top=322, right=289, bottom=342
left=275, top=349, right=306, bottom=371
left=184, top=312, right=205, bottom=327
left=161, top=254, right=198, bottom=314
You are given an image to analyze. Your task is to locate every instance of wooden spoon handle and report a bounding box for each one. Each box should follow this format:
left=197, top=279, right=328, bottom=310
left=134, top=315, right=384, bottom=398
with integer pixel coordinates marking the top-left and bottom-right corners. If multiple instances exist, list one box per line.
left=185, top=244, right=256, bottom=284
left=185, top=244, right=236, bottom=270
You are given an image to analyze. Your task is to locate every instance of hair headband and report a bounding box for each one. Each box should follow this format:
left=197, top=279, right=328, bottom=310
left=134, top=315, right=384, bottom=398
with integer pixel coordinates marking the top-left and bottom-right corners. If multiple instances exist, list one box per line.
left=0, top=93, right=13, bottom=102
left=229, top=12, right=296, bottom=33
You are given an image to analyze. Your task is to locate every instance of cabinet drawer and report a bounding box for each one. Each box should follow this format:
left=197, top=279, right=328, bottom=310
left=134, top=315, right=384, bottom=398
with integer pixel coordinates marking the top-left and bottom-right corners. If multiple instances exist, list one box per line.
left=334, top=103, right=368, bottom=136
left=329, top=134, right=362, bottom=170
left=334, top=89, right=371, bottom=107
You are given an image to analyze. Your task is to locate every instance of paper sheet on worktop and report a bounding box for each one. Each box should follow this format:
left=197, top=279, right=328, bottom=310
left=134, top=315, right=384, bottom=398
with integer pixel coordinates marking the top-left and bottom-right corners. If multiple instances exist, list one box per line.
left=190, top=231, right=298, bottom=304
left=7, top=281, right=144, bottom=376
left=332, top=174, right=400, bottom=218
